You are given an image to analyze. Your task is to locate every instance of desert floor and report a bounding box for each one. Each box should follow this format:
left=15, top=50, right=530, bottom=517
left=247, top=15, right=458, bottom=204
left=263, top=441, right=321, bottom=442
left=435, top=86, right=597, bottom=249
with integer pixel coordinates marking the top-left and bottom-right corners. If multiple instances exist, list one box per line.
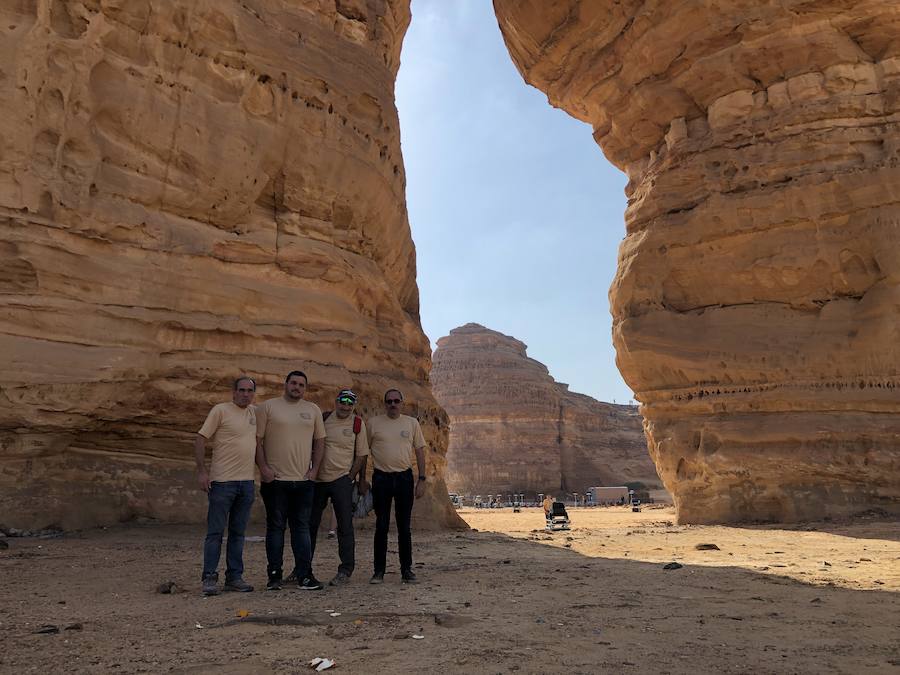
left=1, top=505, right=898, bottom=674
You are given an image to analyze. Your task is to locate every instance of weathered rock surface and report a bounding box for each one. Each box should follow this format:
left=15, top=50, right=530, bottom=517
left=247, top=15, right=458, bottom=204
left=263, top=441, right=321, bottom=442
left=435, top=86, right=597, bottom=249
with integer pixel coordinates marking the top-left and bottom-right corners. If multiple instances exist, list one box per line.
left=0, top=0, right=463, bottom=530
left=494, top=0, right=900, bottom=522
left=431, top=323, right=661, bottom=498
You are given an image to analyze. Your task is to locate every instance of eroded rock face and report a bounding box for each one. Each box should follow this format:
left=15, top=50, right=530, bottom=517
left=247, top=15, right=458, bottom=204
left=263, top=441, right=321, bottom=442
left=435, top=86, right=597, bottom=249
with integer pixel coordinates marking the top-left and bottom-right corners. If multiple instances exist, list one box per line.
left=431, top=323, right=661, bottom=498
left=0, top=0, right=463, bottom=530
left=494, top=0, right=900, bottom=522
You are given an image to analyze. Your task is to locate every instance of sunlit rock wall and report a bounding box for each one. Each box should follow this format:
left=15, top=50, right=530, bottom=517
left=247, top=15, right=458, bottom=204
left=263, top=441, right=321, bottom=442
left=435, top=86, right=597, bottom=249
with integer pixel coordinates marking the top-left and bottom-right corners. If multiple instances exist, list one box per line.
left=0, top=0, right=463, bottom=530
left=432, top=323, right=661, bottom=498
left=494, top=0, right=900, bottom=522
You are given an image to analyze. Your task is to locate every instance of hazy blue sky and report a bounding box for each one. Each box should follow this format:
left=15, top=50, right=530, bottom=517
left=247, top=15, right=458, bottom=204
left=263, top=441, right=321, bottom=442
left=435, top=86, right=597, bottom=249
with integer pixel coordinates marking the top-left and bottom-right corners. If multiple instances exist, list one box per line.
left=396, top=0, right=636, bottom=404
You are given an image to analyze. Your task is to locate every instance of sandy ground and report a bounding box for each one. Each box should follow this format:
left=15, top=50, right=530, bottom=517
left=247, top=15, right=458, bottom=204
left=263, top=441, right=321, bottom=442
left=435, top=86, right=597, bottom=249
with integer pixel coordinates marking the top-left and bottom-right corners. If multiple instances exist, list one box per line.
left=1, top=505, right=898, bottom=674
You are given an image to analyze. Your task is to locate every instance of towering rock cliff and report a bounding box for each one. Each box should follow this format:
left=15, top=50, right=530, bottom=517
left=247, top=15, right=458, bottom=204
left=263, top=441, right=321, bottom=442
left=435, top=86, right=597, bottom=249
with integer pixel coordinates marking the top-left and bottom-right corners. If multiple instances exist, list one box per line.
left=0, top=0, right=462, bottom=530
left=431, top=323, right=660, bottom=498
left=493, top=0, right=900, bottom=522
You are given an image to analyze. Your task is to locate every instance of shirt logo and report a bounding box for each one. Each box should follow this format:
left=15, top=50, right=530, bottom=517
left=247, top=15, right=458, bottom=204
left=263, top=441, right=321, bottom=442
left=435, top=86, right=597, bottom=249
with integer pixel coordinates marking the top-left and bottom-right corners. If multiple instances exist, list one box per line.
left=343, top=429, right=354, bottom=437
left=300, top=412, right=312, bottom=420
left=248, top=410, right=256, bottom=426
left=401, top=430, right=410, bottom=438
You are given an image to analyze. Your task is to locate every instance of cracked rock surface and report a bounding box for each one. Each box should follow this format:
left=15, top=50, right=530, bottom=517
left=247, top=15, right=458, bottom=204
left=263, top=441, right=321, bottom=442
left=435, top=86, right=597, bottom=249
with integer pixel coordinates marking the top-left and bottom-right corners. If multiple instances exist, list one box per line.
left=494, top=0, right=900, bottom=522
left=0, top=0, right=461, bottom=530
left=432, top=323, right=662, bottom=498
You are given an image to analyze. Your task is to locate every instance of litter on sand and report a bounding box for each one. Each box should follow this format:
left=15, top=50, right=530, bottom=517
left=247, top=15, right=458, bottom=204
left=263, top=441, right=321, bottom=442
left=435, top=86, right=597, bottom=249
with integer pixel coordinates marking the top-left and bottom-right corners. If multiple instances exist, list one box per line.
left=411, top=634, right=425, bottom=639
left=194, top=622, right=203, bottom=629
left=329, top=612, right=341, bottom=617
left=309, top=657, right=335, bottom=671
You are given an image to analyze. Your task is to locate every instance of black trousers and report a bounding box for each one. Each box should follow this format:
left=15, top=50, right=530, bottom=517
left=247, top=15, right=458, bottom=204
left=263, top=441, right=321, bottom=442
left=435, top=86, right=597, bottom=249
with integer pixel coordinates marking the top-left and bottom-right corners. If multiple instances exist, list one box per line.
left=308, top=475, right=356, bottom=576
left=259, top=480, right=314, bottom=581
left=372, top=468, right=414, bottom=575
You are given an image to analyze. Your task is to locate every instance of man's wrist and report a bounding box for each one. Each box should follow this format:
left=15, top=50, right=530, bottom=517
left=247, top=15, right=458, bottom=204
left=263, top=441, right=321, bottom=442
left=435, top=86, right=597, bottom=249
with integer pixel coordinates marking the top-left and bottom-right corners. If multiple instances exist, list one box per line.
left=418, top=475, right=426, bottom=481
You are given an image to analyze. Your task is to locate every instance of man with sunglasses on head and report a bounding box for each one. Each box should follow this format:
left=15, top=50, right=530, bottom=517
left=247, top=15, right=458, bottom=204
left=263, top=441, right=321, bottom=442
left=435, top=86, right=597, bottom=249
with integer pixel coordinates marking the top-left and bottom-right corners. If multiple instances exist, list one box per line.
left=308, top=389, right=370, bottom=586
left=366, top=388, right=427, bottom=584
left=255, top=370, right=326, bottom=591
left=195, top=376, right=258, bottom=596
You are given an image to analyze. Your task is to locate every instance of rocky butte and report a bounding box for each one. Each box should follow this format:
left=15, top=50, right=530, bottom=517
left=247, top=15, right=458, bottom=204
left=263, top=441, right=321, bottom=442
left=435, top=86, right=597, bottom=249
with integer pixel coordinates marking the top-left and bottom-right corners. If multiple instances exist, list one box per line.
left=493, top=0, right=900, bottom=522
left=431, top=323, right=663, bottom=500
left=0, top=0, right=462, bottom=530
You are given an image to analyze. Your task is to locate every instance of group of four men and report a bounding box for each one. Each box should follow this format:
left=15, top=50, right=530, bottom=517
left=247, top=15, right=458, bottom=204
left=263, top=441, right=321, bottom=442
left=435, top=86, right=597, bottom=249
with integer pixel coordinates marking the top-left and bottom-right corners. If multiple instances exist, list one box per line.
left=194, top=371, right=428, bottom=595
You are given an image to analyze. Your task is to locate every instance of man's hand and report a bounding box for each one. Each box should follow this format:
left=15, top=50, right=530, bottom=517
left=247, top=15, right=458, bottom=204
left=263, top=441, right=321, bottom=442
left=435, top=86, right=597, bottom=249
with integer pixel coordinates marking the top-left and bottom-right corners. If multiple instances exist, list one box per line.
left=357, top=478, right=370, bottom=496
left=415, top=479, right=426, bottom=499
left=197, top=469, right=211, bottom=492
left=260, top=464, right=276, bottom=483
left=305, top=467, right=318, bottom=481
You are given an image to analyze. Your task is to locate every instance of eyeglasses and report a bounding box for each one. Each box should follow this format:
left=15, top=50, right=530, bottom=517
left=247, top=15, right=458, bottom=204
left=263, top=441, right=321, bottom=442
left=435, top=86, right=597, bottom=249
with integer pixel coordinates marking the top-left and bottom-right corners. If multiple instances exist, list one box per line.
left=337, top=397, right=355, bottom=405
left=385, top=398, right=402, bottom=405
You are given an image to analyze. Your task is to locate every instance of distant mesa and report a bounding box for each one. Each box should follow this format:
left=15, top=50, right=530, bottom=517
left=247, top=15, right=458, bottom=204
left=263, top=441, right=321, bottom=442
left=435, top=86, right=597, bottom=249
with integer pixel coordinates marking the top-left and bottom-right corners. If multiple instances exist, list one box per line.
left=431, top=323, right=665, bottom=500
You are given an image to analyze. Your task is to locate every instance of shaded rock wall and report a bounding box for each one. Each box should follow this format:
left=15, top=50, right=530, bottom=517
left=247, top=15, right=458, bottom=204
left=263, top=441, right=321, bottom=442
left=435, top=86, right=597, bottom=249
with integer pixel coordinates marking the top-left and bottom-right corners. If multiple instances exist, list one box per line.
left=431, top=323, right=661, bottom=498
left=494, top=0, right=900, bottom=522
left=0, top=0, right=463, bottom=530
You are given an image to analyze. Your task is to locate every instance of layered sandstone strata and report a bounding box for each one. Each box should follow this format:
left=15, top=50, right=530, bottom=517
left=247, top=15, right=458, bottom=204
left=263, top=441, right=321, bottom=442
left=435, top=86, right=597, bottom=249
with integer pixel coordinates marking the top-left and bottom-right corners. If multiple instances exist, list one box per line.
left=431, top=324, right=660, bottom=498
left=494, top=1, right=900, bottom=522
left=0, top=0, right=462, bottom=530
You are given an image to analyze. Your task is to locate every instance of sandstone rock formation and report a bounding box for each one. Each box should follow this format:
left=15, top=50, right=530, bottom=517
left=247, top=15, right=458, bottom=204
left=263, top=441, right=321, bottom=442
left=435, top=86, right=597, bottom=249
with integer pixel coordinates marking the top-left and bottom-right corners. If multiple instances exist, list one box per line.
left=431, top=323, right=661, bottom=499
left=0, top=0, right=463, bottom=530
left=494, top=0, right=900, bottom=522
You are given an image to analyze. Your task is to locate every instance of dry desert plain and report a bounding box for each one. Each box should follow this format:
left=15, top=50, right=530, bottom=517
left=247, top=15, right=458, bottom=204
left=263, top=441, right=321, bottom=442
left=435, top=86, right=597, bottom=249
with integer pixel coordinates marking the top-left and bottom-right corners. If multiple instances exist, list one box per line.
left=1, top=505, right=898, bottom=674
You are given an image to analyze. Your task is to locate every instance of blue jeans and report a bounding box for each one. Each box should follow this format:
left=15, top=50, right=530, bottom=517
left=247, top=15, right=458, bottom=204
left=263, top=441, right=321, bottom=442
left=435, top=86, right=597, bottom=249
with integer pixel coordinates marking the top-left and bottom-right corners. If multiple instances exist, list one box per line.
left=260, top=480, right=315, bottom=580
left=202, top=480, right=255, bottom=581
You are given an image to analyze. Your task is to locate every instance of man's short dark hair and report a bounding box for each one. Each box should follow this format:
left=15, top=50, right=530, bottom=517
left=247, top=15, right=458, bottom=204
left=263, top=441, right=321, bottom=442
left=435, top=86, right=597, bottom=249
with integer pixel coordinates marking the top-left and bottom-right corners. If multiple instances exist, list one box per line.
left=384, top=388, right=403, bottom=402
left=285, top=370, right=308, bottom=384
left=233, top=376, right=256, bottom=391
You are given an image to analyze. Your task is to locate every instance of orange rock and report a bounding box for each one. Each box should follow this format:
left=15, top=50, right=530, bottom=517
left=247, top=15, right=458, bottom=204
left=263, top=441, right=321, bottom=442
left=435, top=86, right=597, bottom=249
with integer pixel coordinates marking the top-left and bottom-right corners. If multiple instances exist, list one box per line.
left=494, top=0, right=900, bottom=522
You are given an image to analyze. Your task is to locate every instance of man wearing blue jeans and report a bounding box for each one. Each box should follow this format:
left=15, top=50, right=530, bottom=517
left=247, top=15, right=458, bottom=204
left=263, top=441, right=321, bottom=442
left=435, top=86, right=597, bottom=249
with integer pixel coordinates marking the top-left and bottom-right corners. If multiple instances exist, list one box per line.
left=255, top=371, right=326, bottom=590
left=194, top=377, right=258, bottom=596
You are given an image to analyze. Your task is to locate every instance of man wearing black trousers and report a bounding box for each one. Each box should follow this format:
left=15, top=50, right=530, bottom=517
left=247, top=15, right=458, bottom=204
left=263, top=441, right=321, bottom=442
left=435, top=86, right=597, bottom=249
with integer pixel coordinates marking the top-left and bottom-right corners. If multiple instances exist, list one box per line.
left=308, top=389, right=370, bottom=586
left=366, top=388, right=426, bottom=584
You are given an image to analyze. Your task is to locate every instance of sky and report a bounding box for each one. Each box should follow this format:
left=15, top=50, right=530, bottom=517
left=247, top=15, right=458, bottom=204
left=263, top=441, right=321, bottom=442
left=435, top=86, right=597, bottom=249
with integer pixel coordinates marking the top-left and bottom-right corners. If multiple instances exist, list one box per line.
left=396, top=0, right=636, bottom=405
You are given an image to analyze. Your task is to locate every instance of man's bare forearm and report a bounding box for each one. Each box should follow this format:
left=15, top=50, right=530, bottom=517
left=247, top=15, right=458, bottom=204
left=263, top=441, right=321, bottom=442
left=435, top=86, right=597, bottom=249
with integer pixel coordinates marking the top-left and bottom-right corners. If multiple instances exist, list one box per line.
left=350, top=455, right=367, bottom=481
left=310, top=437, right=325, bottom=474
left=194, top=435, right=208, bottom=471
left=415, top=446, right=426, bottom=477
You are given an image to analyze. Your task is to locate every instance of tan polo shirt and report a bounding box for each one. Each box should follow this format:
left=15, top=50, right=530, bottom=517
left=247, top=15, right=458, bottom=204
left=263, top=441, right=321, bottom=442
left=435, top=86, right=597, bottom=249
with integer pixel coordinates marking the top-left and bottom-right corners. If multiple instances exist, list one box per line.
left=256, top=397, right=326, bottom=481
left=198, top=402, right=257, bottom=482
left=317, top=413, right=370, bottom=483
left=366, top=414, right=426, bottom=473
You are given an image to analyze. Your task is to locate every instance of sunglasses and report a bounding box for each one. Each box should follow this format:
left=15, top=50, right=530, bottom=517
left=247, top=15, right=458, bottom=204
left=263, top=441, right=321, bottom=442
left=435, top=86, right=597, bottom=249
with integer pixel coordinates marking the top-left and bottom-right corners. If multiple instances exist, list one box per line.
left=337, top=397, right=355, bottom=405
left=385, top=398, right=402, bottom=404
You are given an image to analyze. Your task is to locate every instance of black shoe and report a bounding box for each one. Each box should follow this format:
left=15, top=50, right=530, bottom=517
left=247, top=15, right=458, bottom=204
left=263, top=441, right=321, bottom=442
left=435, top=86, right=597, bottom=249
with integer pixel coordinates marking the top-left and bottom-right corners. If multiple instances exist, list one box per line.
left=201, top=573, right=219, bottom=596
left=401, top=570, right=418, bottom=584
left=299, top=575, right=324, bottom=591
left=369, top=573, right=384, bottom=585
left=223, top=577, right=254, bottom=592
left=266, top=577, right=283, bottom=591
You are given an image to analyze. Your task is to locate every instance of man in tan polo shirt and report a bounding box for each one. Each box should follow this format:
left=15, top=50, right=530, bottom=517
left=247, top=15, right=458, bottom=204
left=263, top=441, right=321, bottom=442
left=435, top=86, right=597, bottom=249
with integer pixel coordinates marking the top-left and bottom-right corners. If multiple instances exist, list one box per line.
left=366, top=388, right=426, bottom=584
left=255, top=370, right=326, bottom=591
left=194, top=376, right=258, bottom=596
left=308, top=389, right=370, bottom=586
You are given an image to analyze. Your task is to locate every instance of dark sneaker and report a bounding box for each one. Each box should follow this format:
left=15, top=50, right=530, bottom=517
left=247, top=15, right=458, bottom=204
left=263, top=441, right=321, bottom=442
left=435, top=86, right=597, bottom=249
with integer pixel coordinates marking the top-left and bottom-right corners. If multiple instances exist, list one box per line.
left=284, top=571, right=297, bottom=583
left=223, top=577, right=253, bottom=592
left=401, top=570, right=418, bottom=584
left=201, top=573, right=219, bottom=596
left=299, top=575, right=324, bottom=591
left=369, top=573, right=384, bottom=585
left=329, top=572, right=350, bottom=587
left=266, top=577, right=283, bottom=591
